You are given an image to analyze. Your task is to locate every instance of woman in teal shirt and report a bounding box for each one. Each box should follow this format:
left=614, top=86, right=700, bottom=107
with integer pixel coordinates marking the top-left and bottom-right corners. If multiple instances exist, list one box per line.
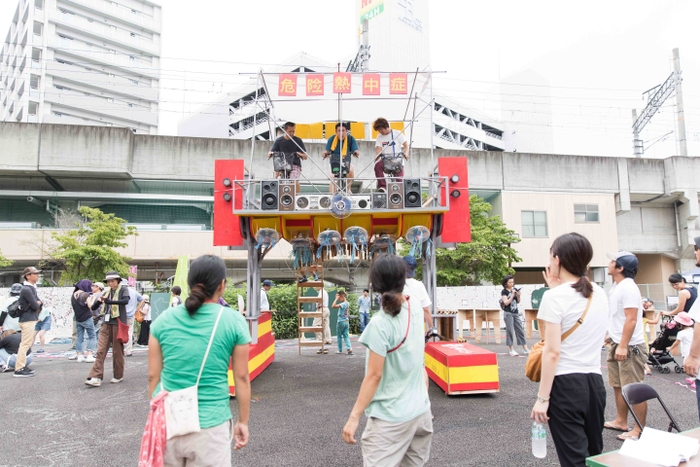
left=148, top=255, right=251, bottom=466
left=343, top=255, right=432, bottom=466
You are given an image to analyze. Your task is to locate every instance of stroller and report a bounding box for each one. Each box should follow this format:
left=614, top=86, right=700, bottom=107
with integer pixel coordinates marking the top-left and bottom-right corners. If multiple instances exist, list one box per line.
left=647, top=316, right=684, bottom=374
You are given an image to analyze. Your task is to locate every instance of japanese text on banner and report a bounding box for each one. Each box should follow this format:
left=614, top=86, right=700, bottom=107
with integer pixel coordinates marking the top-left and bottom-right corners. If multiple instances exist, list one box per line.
left=333, top=72, right=352, bottom=93
left=362, top=73, right=381, bottom=96
left=306, top=74, right=324, bottom=96
left=390, top=73, right=408, bottom=95
left=278, top=74, right=298, bottom=96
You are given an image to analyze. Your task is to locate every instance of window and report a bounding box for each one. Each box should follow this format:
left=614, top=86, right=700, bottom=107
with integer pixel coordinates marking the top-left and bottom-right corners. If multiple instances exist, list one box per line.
left=28, top=101, right=37, bottom=115
left=31, top=47, right=41, bottom=61
left=521, top=211, right=548, bottom=238
left=34, top=0, right=43, bottom=10
left=29, top=74, right=40, bottom=89
left=32, top=21, right=42, bottom=36
left=574, top=204, right=599, bottom=223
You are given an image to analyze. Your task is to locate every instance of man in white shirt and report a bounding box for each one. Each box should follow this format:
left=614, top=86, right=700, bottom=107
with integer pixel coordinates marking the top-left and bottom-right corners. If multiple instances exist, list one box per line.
left=682, top=236, right=700, bottom=421
left=604, top=251, right=647, bottom=441
left=373, top=117, right=409, bottom=191
left=260, top=280, right=272, bottom=312
left=402, top=256, right=434, bottom=331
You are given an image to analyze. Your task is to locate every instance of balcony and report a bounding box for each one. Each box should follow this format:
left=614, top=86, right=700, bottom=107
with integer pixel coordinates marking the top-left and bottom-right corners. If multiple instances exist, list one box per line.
left=48, top=37, right=160, bottom=80
left=45, top=60, right=158, bottom=102
left=60, top=0, right=161, bottom=33
left=43, top=88, right=158, bottom=126
left=48, top=8, right=160, bottom=56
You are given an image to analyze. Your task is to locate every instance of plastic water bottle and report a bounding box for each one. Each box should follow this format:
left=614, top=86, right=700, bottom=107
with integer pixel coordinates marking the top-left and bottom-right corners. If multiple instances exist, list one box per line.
left=531, top=422, right=547, bottom=458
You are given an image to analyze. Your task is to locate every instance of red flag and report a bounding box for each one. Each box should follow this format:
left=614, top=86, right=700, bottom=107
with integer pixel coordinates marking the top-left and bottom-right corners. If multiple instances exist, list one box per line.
left=278, top=74, right=298, bottom=96
left=333, top=72, right=352, bottom=93
left=306, top=74, right=324, bottom=96
left=362, top=73, right=381, bottom=96
left=389, top=73, right=408, bottom=95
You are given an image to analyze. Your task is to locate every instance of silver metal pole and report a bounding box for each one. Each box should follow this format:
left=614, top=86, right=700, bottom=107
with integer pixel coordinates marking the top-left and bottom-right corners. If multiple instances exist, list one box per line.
left=248, top=72, right=260, bottom=172
left=429, top=70, right=435, bottom=165
left=672, top=48, right=687, bottom=157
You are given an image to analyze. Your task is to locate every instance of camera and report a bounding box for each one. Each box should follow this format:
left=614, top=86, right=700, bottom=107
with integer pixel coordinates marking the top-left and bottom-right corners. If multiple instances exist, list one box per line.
left=514, top=288, right=521, bottom=292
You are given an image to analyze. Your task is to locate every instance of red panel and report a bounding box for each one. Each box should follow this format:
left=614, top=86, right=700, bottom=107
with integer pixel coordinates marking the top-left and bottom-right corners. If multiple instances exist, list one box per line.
left=428, top=342, right=498, bottom=367
left=448, top=381, right=500, bottom=392
left=248, top=333, right=275, bottom=360
left=250, top=354, right=274, bottom=380
left=258, top=311, right=272, bottom=325
left=425, top=342, right=449, bottom=366
left=214, top=159, right=244, bottom=246
left=425, top=367, right=448, bottom=392
left=438, top=157, right=471, bottom=243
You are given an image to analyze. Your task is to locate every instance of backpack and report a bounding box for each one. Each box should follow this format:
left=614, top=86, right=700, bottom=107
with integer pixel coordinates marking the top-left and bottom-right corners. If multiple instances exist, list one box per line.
left=7, top=297, right=22, bottom=318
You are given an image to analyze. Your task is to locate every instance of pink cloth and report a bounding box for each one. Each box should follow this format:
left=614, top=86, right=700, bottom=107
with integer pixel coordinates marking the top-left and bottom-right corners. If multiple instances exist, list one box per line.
left=139, top=391, right=168, bottom=467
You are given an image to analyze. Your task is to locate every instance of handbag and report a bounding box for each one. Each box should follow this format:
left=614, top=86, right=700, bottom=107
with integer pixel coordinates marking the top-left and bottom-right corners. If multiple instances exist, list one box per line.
left=525, top=294, right=593, bottom=382
left=117, top=318, right=130, bottom=343
left=163, top=306, right=225, bottom=440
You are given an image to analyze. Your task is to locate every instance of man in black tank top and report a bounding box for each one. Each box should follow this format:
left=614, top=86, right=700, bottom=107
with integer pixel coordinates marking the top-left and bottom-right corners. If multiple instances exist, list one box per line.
left=663, top=273, right=698, bottom=317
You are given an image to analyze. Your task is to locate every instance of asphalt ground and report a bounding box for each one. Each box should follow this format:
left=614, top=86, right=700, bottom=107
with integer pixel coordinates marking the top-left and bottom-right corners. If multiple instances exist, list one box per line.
left=1, top=333, right=699, bottom=467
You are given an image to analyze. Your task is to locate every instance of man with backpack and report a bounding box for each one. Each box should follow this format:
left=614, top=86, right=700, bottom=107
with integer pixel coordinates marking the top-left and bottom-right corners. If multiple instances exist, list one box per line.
left=14, top=266, right=43, bottom=378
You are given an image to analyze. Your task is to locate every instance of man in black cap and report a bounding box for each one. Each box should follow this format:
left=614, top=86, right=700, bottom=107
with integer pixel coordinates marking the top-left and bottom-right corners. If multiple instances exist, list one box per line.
left=261, top=280, right=272, bottom=312
left=14, top=266, right=42, bottom=378
left=683, top=237, right=700, bottom=420
left=604, top=251, right=647, bottom=441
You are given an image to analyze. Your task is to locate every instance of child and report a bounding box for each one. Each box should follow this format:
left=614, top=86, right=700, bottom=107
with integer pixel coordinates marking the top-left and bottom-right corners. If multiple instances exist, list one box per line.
left=332, top=290, right=352, bottom=355
left=668, top=312, right=695, bottom=364
left=170, top=286, right=182, bottom=307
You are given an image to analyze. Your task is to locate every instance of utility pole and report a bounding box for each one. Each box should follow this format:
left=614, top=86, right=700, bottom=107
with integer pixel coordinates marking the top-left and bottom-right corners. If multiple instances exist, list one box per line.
left=631, top=48, right=687, bottom=158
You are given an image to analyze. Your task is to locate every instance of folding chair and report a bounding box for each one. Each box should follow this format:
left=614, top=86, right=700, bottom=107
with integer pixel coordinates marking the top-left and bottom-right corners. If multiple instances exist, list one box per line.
left=621, top=382, right=682, bottom=433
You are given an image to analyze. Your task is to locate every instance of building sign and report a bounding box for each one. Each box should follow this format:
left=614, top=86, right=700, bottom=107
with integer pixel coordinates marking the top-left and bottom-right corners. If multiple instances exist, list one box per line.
left=333, top=72, right=352, bottom=94
left=359, top=0, right=384, bottom=22
left=362, top=73, right=381, bottom=96
left=389, top=73, right=408, bottom=94
left=278, top=74, right=298, bottom=97
left=306, top=74, right=324, bottom=96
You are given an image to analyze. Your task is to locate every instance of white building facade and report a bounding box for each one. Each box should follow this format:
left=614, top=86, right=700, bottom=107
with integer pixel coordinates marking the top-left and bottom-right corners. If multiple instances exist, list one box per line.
left=0, top=0, right=161, bottom=134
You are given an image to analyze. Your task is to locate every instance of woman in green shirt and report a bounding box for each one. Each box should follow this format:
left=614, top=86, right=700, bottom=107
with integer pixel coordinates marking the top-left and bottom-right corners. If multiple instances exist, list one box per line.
left=342, top=255, right=432, bottom=466
left=148, top=255, right=251, bottom=466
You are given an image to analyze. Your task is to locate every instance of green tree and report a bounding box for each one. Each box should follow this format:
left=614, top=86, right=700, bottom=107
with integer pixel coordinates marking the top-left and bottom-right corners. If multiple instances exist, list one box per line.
left=0, top=249, right=12, bottom=268
left=44, top=207, right=137, bottom=285
left=405, top=195, right=521, bottom=286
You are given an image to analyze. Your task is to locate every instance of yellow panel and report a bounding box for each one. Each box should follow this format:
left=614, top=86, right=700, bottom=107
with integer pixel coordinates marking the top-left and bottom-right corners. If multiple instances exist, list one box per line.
left=324, top=122, right=338, bottom=137
left=350, top=122, right=366, bottom=140
left=349, top=215, right=371, bottom=235
left=448, top=365, right=500, bottom=384
left=371, top=127, right=379, bottom=139
left=295, top=123, right=310, bottom=139
left=251, top=217, right=281, bottom=235
left=314, top=216, right=341, bottom=238
left=258, top=319, right=272, bottom=338
left=309, top=122, right=324, bottom=139
left=390, top=121, right=405, bottom=132
left=282, top=216, right=313, bottom=240
left=401, top=214, right=432, bottom=237
left=228, top=344, right=275, bottom=388
left=424, top=354, right=448, bottom=383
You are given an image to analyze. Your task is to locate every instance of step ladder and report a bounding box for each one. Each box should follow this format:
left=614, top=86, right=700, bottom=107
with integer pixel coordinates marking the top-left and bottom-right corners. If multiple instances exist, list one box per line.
left=297, top=275, right=327, bottom=355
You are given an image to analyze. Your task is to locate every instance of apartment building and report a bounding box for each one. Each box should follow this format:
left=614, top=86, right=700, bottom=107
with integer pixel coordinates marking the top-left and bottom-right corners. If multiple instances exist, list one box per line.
left=0, top=0, right=161, bottom=133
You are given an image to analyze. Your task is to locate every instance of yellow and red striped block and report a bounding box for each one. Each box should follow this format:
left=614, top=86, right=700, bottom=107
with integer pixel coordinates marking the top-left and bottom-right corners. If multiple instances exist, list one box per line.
left=228, top=312, right=275, bottom=396
left=425, top=342, right=499, bottom=395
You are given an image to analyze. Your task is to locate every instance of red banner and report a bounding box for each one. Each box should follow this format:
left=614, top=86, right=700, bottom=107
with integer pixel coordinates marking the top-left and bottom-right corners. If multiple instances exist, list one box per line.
left=389, top=73, right=408, bottom=95
left=333, top=72, right=352, bottom=93
left=278, top=74, right=297, bottom=96
left=362, top=73, right=381, bottom=96
left=306, top=74, right=324, bottom=96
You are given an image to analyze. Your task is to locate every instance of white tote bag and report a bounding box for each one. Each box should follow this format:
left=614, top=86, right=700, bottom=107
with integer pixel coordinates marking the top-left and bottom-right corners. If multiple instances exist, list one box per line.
left=164, top=306, right=224, bottom=440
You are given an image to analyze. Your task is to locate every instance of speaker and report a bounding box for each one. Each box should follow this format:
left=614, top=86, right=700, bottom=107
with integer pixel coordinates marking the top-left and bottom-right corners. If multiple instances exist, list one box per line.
left=295, top=195, right=332, bottom=210
left=279, top=183, right=295, bottom=211
left=350, top=195, right=371, bottom=210
left=261, top=180, right=278, bottom=210
left=404, top=179, right=421, bottom=208
left=387, top=182, right=403, bottom=209
left=372, top=192, right=387, bottom=209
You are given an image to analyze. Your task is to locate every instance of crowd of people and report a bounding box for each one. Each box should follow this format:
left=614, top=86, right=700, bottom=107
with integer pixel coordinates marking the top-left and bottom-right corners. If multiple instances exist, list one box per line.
left=267, top=118, right=409, bottom=191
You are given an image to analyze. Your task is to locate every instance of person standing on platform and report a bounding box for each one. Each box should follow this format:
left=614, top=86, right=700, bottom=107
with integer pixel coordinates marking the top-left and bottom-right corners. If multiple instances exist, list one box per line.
left=322, top=122, right=360, bottom=193
left=343, top=255, right=432, bottom=466
left=373, top=118, right=409, bottom=191
left=603, top=251, right=647, bottom=441
left=358, top=289, right=371, bottom=333
left=268, top=121, right=307, bottom=192
left=501, top=275, right=529, bottom=357
left=682, top=237, right=700, bottom=422
left=531, top=233, right=609, bottom=467
left=15, top=266, right=42, bottom=378
left=260, top=280, right=272, bottom=312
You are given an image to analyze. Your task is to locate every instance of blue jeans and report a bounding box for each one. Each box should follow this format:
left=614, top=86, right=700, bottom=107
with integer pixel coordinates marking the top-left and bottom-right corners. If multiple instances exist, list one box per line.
left=0, top=348, right=33, bottom=369
left=359, top=312, right=370, bottom=333
left=337, top=320, right=351, bottom=352
left=76, top=319, right=97, bottom=354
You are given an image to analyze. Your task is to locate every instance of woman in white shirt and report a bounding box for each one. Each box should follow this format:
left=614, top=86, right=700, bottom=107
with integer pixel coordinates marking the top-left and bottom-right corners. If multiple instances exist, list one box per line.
left=531, top=233, right=609, bottom=467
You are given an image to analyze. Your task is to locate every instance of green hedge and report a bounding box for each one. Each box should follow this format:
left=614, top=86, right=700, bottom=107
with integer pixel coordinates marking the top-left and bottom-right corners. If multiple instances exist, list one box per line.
left=223, top=283, right=361, bottom=340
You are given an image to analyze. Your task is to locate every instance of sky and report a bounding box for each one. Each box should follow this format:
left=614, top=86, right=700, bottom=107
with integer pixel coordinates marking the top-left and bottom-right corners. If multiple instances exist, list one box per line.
left=1, top=0, right=698, bottom=157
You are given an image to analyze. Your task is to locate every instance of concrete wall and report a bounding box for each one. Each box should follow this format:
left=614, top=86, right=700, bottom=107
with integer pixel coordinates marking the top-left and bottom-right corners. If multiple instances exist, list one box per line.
left=617, top=206, right=679, bottom=255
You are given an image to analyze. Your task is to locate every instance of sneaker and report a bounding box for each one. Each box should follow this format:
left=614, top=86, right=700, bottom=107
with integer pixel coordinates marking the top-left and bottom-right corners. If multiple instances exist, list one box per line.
left=336, top=351, right=344, bottom=354
left=77, top=356, right=85, bottom=363
left=298, top=276, right=308, bottom=283
left=13, top=367, right=35, bottom=378
left=68, top=354, right=78, bottom=360
left=312, top=272, right=319, bottom=281
left=85, top=355, right=95, bottom=363
left=0, top=365, right=9, bottom=373
left=125, top=353, right=133, bottom=357
left=85, top=378, right=102, bottom=387
left=111, top=377, right=123, bottom=383
left=508, top=349, right=519, bottom=357
left=378, top=187, right=386, bottom=193
left=347, top=350, right=353, bottom=355
left=36, top=348, right=45, bottom=354
left=523, top=348, right=530, bottom=355
left=316, top=349, right=323, bottom=354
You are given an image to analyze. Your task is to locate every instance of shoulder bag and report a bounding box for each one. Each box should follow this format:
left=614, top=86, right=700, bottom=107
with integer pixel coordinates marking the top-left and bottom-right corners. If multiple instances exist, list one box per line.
left=164, top=306, right=225, bottom=439
left=387, top=296, right=411, bottom=354
left=525, top=294, right=593, bottom=382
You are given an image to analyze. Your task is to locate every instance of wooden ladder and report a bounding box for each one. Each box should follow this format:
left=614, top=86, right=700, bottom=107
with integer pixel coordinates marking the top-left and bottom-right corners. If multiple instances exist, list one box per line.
left=297, top=277, right=326, bottom=355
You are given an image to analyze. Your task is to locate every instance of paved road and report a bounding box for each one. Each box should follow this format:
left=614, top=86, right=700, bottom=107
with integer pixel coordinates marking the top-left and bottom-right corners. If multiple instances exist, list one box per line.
left=0, top=337, right=698, bottom=466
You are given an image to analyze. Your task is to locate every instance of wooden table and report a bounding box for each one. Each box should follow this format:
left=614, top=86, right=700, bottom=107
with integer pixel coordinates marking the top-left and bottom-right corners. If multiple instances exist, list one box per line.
left=456, top=308, right=475, bottom=340
left=586, top=428, right=700, bottom=466
left=524, top=308, right=546, bottom=339
left=472, top=308, right=502, bottom=344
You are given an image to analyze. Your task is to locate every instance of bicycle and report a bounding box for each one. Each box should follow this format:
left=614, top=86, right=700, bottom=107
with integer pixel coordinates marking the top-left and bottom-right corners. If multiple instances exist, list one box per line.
left=270, top=151, right=295, bottom=179
left=323, top=151, right=358, bottom=194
